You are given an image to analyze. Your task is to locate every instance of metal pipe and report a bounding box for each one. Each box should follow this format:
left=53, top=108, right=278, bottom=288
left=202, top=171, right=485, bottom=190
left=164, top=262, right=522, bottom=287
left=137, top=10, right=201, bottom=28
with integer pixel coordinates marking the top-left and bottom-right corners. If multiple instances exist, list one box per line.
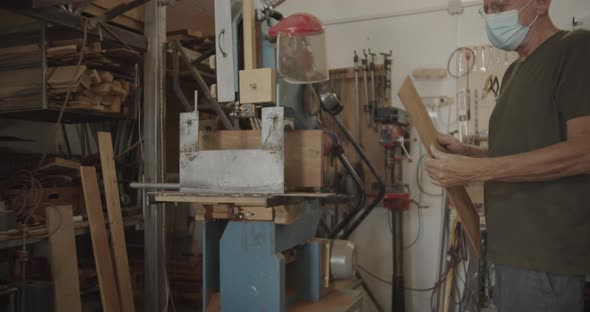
left=171, top=44, right=194, bottom=112
left=393, top=210, right=405, bottom=312
left=173, top=41, right=234, bottom=130
left=130, top=182, right=180, bottom=190
left=328, top=145, right=367, bottom=239
left=333, top=115, right=385, bottom=239
left=324, top=1, right=482, bottom=26
left=40, top=23, right=48, bottom=109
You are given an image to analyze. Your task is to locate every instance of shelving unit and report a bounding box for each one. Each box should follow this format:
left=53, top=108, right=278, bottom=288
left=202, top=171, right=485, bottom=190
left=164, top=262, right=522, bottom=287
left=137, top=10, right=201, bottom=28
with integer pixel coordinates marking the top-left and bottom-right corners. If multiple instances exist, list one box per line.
left=0, top=7, right=146, bottom=123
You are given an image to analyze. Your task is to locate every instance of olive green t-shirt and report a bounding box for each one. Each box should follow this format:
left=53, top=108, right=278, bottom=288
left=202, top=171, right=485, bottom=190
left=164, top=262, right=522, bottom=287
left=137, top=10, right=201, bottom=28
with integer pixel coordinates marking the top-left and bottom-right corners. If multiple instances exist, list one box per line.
left=485, top=30, right=590, bottom=275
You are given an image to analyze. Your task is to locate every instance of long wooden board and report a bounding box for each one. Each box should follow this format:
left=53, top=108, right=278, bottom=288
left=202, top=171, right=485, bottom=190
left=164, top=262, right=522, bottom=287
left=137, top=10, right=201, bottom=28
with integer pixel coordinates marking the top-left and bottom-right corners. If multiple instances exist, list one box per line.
left=199, top=130, right=324, bottom=189
left=46, top=205, right=82, bottom=312
left=398, top=76, right=480, bottom=255
left=98, top=132, right=135, bottom=312
left=80, top=166, right=122, bottom=312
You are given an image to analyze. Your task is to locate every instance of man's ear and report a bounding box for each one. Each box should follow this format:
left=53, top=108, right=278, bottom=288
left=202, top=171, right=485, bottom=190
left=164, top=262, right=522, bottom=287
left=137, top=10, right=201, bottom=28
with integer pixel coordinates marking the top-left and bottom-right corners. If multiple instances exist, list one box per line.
left=534, top=0, right=551, bottom=16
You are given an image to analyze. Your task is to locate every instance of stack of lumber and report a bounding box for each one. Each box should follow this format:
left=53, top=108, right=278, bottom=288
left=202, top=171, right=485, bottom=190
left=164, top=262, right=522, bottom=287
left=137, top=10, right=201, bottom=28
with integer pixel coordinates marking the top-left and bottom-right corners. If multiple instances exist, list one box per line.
left=0, top=40, right=139, bottom=113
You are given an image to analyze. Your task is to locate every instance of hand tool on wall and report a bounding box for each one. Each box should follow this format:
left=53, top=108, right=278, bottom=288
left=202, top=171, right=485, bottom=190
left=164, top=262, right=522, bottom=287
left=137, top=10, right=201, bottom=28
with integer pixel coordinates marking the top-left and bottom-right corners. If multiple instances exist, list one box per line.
left=495, top=47, right=501, bottom=67
left=474, top=89, right=480, bottom=136
left=369, top=49, right=377, bottom=128
left=483, top=75, right=500, bottom=98
left=488, top=46, right=494, bottom=71
left=354, top=51, right=361, bottom=142
left=362, top=50, right=371, bottom=127
left=381, top=50, right=393, bottom=101
left=458, top=48, right=464, bottom=77
left=480, top=46, right=486, bottom=72
left=473, top=48, right=478, bottom=72
left=504, top=51, right=509, bottom=66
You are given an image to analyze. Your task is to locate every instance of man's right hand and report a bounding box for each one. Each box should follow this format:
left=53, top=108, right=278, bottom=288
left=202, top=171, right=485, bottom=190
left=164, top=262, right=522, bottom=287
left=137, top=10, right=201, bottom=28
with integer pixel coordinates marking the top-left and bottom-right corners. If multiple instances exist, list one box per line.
left=437, top=134, right=467, bottom=155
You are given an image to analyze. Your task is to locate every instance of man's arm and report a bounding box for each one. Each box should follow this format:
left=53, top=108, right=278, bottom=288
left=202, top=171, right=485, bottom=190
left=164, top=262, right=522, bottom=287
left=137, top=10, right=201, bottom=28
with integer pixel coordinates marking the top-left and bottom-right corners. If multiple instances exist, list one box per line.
left=426, top=116, right=590, bottom=186
left=483, top=116, right=590, bottom=182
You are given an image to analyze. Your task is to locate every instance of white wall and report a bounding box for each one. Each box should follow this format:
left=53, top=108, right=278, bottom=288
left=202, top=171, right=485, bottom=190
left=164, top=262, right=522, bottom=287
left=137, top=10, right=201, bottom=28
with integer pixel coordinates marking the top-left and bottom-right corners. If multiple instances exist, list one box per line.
left=279, top=1, right=590, bottom=311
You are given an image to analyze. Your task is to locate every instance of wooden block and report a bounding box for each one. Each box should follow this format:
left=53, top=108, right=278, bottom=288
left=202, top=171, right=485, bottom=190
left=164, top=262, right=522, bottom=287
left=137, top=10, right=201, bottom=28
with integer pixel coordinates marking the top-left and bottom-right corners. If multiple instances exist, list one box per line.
left=198, top=130, right=324, bottom=188
left=42, top=187, right=81, bottom=215
left=274, top=204, right=301, bottom=225
left=46, top=205, right=82, bottom=312
left=398, top=76, right=480, bottom=255
left=239, top=68, right=276, bottom=104
left=79, top=72, right=92, bottom=89
left=234, top=206, right=274, bottom=221
left=99, top=71, right=114, bottom=83
left=47, top=45, right=78, bottom=58
left=87, top=69, right=102, bottom=84
left=79, top=166, right=122, bottom=312
left=211, top=204, right=232, bottom=219
left=48, top=65, right=87, bottom=88
left=97, top=132, right=135, bottom=312
left=39, top=157, right=80, bottom=171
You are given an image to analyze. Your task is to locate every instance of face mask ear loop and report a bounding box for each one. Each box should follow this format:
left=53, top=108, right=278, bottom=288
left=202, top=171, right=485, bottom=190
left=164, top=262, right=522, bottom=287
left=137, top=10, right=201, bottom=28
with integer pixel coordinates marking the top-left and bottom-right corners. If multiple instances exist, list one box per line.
left=518, top=0, right=534, bottom=13
left=527, top=15, right=539, bottom=28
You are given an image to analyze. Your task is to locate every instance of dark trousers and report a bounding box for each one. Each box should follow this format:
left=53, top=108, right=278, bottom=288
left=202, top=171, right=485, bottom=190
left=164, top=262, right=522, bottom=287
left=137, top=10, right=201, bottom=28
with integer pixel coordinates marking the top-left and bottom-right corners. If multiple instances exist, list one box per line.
left=495, top=264, right=585, bottom=312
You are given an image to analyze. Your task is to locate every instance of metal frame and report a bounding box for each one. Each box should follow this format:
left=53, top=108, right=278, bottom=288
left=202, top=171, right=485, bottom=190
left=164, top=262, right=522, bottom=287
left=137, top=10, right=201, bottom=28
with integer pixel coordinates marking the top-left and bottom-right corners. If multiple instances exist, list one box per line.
left=18, top=7, right=147, bottom=51
left=142, top=1, right=167, bottom=311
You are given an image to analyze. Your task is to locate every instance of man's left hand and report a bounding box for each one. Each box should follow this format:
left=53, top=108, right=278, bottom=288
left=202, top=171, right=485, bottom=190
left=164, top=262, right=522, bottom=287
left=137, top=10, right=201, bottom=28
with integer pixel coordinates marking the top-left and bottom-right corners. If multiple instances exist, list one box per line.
left=424, top=145, right=486, bottom=187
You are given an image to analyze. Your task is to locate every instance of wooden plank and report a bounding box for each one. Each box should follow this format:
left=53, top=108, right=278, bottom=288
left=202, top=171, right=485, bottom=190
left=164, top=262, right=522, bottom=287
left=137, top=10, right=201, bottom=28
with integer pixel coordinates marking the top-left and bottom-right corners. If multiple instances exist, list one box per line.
left=152, top=193, right=268, bottom=206
left=242, top=0, right=256, bottom=70
left=97, top=132, right=135, bottom=312
left=398, top=76, right=480, bottom=255
left=46, top=205, right=82, bottom=312
left=79, top=166, right=122, bottom=312
left=83, top=3, right=143, bottom=31
left=199, top=130, right=324, bottom=188
left=48, top=65, right=87, bottom=88
left=234, top=206, right=274, bottom=221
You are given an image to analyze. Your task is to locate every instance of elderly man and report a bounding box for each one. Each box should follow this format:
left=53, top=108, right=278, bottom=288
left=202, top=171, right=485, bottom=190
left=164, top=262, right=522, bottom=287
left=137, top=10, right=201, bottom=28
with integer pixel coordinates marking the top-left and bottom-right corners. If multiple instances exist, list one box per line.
left=425, top=0, right=590, bottom=311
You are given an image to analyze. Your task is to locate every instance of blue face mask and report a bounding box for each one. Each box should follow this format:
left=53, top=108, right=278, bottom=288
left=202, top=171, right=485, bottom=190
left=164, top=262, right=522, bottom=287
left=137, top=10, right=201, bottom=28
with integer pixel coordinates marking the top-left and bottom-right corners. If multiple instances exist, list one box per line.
left=484, top=0, right=539, bottom=51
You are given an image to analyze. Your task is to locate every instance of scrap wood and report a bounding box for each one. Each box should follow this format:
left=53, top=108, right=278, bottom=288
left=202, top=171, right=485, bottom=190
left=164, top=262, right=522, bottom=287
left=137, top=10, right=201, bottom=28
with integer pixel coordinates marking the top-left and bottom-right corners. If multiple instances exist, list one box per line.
left=48, top=65, right=87, bottom=88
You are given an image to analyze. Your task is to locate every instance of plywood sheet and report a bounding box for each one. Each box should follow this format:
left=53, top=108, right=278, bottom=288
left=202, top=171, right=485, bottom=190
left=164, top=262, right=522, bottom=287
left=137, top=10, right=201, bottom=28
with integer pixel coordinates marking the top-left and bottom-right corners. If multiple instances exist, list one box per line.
left=398, top=76, right=480, bottom=255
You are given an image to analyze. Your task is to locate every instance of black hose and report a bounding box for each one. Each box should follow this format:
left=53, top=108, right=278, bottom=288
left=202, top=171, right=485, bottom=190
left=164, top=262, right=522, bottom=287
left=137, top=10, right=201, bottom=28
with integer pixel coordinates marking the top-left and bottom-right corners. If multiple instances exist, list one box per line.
left=328, top=144, right=367, bottom=239
left=332, top=115, right=385, bottom=239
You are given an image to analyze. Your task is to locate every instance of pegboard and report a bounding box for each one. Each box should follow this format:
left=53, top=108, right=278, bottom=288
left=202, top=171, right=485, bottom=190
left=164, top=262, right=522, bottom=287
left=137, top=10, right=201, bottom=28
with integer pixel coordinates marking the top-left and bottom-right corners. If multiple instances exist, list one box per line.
left=454, top=45, right=519, bottom=141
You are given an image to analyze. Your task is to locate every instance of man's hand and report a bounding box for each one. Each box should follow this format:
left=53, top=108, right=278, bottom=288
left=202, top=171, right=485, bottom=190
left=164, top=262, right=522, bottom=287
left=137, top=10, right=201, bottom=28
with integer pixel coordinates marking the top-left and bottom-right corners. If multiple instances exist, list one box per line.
left=425, top=146, right=488, bottom=187
left=438, top=134, right=467, bottom=155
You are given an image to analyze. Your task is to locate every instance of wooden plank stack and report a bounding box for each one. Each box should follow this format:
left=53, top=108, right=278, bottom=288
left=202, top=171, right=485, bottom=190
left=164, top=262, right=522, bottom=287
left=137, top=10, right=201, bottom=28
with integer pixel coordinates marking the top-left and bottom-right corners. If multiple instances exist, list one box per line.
left=0, top=40, right=139, bottom=114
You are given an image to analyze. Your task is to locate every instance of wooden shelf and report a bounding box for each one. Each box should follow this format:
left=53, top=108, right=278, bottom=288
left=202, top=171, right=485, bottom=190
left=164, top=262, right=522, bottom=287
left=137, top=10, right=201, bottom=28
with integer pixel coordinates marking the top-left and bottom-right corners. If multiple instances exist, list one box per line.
left=0, top=215, right=142, bottom=250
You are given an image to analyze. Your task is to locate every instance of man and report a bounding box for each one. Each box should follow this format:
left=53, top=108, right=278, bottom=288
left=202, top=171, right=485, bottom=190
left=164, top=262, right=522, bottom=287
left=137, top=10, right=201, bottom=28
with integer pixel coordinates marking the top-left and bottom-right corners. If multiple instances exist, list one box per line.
left=425, top=0, right=590, bottom=311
